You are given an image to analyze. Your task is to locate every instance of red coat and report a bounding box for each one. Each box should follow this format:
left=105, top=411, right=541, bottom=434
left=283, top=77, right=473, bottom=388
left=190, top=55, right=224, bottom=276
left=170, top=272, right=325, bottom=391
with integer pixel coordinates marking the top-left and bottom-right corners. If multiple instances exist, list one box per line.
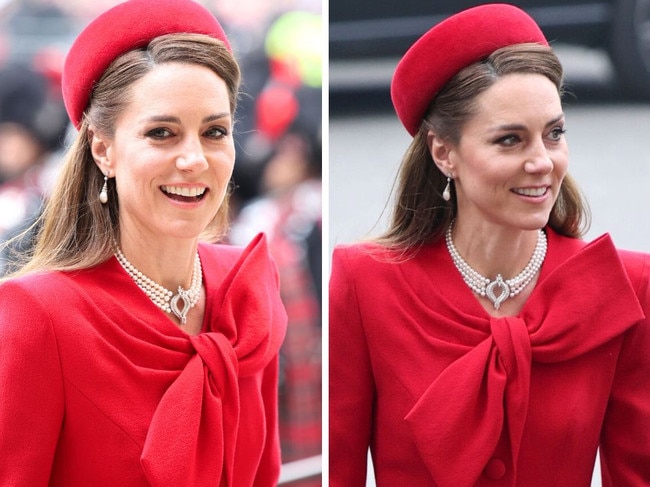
left=329, top=229, right=650, bottom=486
left=0, top=234, right=287, bottom=486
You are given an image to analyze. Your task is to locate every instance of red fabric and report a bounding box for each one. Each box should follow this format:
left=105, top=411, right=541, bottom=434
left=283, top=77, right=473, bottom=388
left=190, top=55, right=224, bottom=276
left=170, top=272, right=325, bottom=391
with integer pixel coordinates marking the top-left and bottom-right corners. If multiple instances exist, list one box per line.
left=0, top=234, right=287, bottom=486
left=329, top=229, right=650, bottom=486
left=391, top=3, right=548, bottom=136
left=62, top=0, right=230, bottom=129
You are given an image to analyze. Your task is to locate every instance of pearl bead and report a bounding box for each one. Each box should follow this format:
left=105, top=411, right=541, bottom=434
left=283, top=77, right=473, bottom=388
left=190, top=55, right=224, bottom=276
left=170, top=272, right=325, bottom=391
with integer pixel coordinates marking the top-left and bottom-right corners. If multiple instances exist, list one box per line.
left=114, top=244, right=202, bottom=324
left=446, top=221, right=546, bottom=310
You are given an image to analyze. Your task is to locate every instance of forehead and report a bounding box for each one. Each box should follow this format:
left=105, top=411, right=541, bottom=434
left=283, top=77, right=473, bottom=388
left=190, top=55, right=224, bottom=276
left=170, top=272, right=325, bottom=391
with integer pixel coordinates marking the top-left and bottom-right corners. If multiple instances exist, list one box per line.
left=125, top=62, right=231, bottom=115
left=131, top=61, right=228, bottom=94
left=110, top=63, right=232, bottom=134
left=470, top=73, right=562, bottom=127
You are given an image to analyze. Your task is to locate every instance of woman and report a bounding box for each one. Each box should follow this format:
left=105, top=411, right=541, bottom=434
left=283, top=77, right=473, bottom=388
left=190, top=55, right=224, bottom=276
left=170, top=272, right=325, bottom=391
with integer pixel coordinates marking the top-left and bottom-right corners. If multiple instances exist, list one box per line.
left=0, top=0, right=287, bottom=485
left=329, top=4, right=650, bottom=486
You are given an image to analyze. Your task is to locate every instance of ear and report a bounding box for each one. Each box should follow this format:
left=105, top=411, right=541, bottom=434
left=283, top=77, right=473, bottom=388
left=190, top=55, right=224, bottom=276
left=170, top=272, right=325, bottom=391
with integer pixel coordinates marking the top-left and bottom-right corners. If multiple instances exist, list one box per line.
left=89, top=128, right=113, bottom=175
left=426, top=129, right=454, bottom=176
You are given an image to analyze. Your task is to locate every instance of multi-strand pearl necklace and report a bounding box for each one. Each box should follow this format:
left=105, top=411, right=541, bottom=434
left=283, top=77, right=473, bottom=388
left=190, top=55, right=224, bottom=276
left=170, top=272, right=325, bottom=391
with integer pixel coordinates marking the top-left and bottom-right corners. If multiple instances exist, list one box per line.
left=114, top=246, right=202, bottom=324
left=445, top=222, right=547, bottom=310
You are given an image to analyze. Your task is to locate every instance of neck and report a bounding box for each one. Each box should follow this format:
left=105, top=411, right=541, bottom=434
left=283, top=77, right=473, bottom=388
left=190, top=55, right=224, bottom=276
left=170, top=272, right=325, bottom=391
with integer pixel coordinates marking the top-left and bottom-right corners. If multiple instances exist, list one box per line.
left=449, top=219, right=542, bottom=279
left=117, top=229, right=199, bottom=291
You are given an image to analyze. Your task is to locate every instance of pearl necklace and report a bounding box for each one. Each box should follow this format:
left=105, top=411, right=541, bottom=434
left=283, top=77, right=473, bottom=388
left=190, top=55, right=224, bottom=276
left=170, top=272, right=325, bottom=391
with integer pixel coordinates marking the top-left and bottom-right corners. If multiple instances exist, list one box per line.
left=114, top=246, right=202, bottom=324
left=445, top=222, right=547, bottom=310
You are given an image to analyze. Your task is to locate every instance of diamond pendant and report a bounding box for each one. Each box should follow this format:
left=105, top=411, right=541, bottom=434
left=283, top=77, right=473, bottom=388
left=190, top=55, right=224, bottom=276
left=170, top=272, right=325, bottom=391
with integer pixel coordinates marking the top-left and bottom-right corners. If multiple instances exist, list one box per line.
left=486, top=274, right=510, bottom=310
left=170, top=288, right=191, bottom=324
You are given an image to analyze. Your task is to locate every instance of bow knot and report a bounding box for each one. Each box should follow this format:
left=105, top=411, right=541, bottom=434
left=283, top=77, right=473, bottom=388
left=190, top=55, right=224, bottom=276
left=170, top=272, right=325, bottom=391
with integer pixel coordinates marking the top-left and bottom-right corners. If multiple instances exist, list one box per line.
left=140, top=332, right=240, bottom=486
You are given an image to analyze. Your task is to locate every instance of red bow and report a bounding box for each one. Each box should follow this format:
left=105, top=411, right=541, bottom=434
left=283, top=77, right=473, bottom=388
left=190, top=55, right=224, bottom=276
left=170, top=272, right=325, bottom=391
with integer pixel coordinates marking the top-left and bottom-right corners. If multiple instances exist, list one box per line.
left=140, top=235, right=286, bottom=486
left=405, top=235, right=644, bottom=487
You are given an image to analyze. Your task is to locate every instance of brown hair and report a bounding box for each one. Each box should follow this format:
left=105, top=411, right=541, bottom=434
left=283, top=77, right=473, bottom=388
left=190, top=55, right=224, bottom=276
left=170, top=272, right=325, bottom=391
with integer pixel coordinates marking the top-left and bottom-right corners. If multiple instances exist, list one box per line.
left=4, top=33, right=241, bottom=278
left=377, top=43, right=590, bottom=250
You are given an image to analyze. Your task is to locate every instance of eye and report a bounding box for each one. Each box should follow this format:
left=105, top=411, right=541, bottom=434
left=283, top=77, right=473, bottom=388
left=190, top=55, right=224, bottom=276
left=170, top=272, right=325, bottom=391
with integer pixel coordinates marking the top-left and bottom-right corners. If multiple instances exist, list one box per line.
left=548, top=126, right=566, bottom=141
left=495, top=134, right=520, bottom=146
left=145, top=127, right=173, bottom=139
left=204, top=126, right=229, bottom=139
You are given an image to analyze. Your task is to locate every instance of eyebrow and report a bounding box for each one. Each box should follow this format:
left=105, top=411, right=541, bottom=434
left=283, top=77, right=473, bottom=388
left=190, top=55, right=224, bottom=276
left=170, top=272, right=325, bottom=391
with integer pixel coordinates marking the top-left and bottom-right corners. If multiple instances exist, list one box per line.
left=490, top=114, right=565, bottom=132
left=141, top=112, right=231, bottom=124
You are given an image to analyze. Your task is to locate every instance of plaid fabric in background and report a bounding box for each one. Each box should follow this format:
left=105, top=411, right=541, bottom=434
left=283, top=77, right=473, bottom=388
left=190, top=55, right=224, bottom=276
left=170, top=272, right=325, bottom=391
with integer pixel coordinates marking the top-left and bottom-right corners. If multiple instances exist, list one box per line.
left=274, top=223, right=322, bottom=486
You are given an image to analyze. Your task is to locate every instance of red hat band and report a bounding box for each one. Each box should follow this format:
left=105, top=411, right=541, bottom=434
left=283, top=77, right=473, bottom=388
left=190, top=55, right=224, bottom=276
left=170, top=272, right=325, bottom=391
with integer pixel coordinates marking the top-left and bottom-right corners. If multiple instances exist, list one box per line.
left=391, top=3, right=548, bottom=136
left=62, top=0, right=231, bottom=129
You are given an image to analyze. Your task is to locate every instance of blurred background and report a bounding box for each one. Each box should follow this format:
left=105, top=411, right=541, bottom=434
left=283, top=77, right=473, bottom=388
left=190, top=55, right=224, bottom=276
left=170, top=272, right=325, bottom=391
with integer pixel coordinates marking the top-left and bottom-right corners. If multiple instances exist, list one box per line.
left=330, top=1, right=650, bottom=486
left=0, top=0, right=322, bottom=484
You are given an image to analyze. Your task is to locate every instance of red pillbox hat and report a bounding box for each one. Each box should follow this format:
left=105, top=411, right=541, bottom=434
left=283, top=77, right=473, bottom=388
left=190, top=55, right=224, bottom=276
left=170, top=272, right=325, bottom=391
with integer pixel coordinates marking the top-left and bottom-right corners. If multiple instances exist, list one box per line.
left=391, top=3, right=548, bottom=136
left=62, top=0, right=231, bottom=129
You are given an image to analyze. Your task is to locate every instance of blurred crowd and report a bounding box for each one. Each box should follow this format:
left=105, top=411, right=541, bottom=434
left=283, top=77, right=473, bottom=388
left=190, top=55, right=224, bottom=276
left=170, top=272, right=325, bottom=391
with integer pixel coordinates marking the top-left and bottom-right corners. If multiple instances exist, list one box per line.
left=0, top=0, right=322, bottom=484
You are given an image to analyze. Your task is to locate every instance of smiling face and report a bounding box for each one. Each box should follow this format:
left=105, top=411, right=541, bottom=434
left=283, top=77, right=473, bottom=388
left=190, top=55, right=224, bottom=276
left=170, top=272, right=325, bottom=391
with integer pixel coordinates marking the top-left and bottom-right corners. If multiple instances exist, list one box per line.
left=430, top=72, right=568, bottom=232
left=91, top=62, right=235, bottom=244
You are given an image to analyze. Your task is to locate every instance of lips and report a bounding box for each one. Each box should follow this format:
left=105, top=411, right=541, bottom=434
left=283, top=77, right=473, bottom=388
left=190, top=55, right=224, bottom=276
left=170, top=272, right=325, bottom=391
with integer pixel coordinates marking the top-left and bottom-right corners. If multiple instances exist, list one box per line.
left=512, top=186, right=548, bottom=197
left=161, top=185, right=207, bottom=202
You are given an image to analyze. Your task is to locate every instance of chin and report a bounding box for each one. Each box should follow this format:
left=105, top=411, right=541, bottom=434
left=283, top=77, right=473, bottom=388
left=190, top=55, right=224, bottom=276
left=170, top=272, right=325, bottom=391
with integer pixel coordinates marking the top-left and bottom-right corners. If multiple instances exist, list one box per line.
left=165, top=221, right=211, bottom=240
left=503, top=210, right=551, bottom=231
left=520, top=215, right=551, bottom=231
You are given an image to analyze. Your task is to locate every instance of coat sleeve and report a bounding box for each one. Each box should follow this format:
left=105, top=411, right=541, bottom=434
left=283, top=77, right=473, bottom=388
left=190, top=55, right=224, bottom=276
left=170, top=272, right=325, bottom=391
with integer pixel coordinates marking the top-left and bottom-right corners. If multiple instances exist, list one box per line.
left=254, top=354, right=282, bottom=486
left=0, top=280, right=64, bottom=486
left=329, top=246, right=375, bottom=486
left=600, top=251, right=650, bottom=486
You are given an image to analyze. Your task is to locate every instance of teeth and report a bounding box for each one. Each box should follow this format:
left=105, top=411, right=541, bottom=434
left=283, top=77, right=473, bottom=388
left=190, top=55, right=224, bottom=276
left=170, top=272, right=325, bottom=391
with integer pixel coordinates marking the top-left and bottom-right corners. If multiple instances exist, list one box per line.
left=514, top=187, right=546, bottom=197
left=161, top=185, right=206, bottom=197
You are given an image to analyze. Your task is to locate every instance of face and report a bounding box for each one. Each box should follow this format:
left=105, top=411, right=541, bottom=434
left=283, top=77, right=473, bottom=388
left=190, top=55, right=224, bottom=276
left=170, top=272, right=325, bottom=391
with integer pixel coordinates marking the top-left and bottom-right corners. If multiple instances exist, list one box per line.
left=431, top=73, right=568, bottom=232
left=92, top=62, right=235, bottom=244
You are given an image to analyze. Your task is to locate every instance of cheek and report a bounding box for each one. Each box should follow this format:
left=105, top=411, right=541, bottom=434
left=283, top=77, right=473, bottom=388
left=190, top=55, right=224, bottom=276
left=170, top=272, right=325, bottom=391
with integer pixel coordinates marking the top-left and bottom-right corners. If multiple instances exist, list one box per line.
left=461, top=162, right=509, bottom=189
left=553, top=148, right=570, bottom=179
left=113, top=144, right=165, bottom=182
left=113, top=158, right=155, bottom=199
left=214, top=146, right=236, bottom=179
left=114, top=173, right=146, bottom=203
left=221, top=155, right=236, bottom=178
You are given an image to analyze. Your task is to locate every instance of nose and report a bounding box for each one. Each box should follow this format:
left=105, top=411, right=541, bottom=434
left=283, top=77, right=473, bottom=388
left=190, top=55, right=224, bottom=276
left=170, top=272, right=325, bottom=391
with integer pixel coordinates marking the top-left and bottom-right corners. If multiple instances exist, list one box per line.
left=175, top=136, right=208, bottom=172
left=523, top=139, right=553, bottom=174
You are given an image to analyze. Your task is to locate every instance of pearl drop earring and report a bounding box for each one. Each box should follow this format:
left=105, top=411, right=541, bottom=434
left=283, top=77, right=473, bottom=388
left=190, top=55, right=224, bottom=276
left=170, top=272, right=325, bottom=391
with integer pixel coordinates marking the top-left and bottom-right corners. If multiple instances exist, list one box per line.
left=442, top=174, right=452, bottom=202
left=99, top=174, right=109, bottom=204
